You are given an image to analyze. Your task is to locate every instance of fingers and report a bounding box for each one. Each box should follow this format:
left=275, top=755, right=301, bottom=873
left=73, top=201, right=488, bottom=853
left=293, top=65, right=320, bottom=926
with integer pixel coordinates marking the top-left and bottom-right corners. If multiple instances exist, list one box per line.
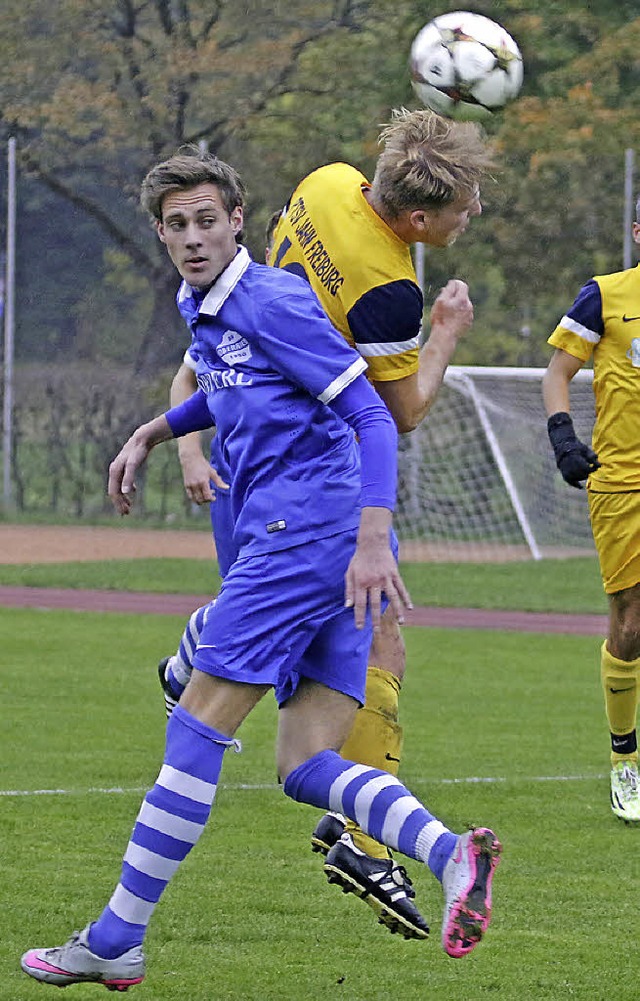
left=345, top=575, right=413, bottom=631
left=209, top=466, right=230, bottom=491
left=185, top=481, right=214, bottom=505
left=107, top=455, right=137, bottom=515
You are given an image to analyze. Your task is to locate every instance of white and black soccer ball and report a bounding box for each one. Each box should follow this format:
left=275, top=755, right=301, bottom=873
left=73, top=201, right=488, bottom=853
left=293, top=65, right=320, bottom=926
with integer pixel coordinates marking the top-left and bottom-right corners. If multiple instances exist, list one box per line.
left=410, top=11, right=523, bottom=121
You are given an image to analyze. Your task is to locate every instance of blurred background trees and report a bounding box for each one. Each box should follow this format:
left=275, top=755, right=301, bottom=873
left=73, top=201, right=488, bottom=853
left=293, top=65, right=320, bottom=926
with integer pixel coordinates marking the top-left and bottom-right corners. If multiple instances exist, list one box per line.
left=2, top=0, right=640, bottom=370
left=1, top=0, right=640, bottom=518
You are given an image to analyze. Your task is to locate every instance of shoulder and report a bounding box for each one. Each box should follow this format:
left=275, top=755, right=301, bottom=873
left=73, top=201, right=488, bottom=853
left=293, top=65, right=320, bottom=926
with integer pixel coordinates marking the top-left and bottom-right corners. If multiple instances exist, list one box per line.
left=243, top=260, right=313, bottom=299
left=293, top=162, right=369, bottom=195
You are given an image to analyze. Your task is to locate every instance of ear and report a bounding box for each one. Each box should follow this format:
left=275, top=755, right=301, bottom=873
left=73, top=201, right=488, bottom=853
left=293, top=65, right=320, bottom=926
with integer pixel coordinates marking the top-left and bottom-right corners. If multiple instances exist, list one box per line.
left=408, top=209, right=428, bottom=235
left=633, top=222, right=640, bottom=246
left=156, top=220, right=167, bottom=245
left=230, top=205, right=244, bottom=235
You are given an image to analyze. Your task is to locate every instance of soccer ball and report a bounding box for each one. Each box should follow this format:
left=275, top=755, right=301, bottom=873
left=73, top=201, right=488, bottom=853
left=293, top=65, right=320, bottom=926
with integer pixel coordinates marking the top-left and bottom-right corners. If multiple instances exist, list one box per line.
left=410, top=11, right=523, bottom=121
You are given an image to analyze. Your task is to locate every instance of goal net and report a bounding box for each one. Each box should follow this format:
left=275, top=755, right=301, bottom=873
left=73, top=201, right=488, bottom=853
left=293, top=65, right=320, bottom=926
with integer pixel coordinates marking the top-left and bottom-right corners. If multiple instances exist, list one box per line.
left=395, top=366, right=596, bottom=562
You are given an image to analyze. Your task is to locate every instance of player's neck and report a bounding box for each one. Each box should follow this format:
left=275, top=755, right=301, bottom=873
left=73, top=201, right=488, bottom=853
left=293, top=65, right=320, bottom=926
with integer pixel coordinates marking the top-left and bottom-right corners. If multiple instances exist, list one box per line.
left=363, top=187, right=410, bottom=245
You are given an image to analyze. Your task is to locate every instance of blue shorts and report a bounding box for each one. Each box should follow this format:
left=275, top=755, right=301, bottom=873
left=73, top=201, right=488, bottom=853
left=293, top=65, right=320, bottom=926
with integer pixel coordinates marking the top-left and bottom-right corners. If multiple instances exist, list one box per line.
left=192, top=530, right=377, bottom=706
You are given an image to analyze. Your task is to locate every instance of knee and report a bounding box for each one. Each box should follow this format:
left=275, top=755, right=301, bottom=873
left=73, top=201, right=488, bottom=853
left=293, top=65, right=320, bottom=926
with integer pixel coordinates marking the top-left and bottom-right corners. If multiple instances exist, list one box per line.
left=369, top=612, right=406, bottom=681
left=609, top=625, right=640, bottom=662
left=609, top=609, right=640, bottom=661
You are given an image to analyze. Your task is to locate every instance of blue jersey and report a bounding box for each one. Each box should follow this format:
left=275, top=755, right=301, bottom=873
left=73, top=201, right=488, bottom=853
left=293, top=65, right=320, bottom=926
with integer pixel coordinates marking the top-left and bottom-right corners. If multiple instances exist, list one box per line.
left=175, top=247, right=368, bottom=560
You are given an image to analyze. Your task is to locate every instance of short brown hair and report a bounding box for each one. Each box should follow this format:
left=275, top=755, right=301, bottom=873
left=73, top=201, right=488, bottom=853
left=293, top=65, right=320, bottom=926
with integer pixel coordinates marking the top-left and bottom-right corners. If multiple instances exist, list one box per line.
left=140, top=146, right=246, bottom=222
left=370, top=108, right=494, bottom=218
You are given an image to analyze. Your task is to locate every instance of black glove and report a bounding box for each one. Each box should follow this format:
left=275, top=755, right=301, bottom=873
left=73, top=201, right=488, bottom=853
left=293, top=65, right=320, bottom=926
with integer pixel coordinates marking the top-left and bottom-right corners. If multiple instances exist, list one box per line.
left=547, top=412, right=600, bottom=489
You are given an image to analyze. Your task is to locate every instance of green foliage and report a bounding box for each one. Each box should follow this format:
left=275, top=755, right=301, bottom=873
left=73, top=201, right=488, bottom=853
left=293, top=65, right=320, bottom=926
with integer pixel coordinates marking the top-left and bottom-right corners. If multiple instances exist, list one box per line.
left=2, top=1, right=640, bottom=370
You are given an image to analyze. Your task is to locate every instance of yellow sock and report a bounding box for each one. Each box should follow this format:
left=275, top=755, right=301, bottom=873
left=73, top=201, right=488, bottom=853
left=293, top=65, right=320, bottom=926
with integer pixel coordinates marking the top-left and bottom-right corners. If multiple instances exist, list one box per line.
left=340, top=667, right=403, bottom=859
left=601, top=641, right=640, bottom=766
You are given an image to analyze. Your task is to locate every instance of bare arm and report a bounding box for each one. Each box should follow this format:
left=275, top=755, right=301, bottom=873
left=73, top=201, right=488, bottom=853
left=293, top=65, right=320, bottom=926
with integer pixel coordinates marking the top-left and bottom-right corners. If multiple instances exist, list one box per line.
left=542, top=348, right=584, bottom=416
left=171, top=363, right=228, bottom=502
left=542, top=348, right=599, bottom=488
left=374, top=279, right=473, bottom=433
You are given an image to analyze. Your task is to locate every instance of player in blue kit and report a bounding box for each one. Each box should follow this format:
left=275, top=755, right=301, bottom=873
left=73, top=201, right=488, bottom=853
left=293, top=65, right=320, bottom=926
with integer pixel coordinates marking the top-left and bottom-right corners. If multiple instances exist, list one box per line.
left=20, top=150, right=501, bottom=990
left=158, top=114, right=491, bottom=940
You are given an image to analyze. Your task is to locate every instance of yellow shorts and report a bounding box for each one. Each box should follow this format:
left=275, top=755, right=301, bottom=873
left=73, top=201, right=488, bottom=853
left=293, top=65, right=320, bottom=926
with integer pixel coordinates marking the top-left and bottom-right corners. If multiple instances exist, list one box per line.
left=588, top=490, right=640, bottom=594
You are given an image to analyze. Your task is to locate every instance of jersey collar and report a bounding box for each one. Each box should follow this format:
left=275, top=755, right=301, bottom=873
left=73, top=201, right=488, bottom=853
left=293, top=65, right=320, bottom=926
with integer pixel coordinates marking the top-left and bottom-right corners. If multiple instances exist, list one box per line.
left=176, top=245, right=251, bottom=317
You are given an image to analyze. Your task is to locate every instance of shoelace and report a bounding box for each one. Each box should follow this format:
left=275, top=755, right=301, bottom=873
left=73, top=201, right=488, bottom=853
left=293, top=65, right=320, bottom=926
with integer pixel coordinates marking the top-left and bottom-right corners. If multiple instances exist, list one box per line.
left=619, top=765, right=639, bottom=800
left=44, top=931, right=81, bottom=958
left=389, top=863, right=416, bottom=898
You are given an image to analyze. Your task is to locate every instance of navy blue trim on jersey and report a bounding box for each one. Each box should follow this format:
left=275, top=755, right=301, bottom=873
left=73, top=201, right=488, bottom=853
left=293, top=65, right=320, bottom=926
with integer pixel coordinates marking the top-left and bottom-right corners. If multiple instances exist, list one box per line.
left=565, top=279, right=604, bottom=338
left=347, top=279, right=423, bottom=348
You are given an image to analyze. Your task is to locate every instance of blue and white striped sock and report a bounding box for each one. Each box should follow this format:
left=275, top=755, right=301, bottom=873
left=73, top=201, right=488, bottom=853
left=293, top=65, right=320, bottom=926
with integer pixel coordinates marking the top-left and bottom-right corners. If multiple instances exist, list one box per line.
left=87, top=703, right=238, bottom=959
left=165, top=604, right=211, bottom=698
left=284, top=749, right=457, bottom=882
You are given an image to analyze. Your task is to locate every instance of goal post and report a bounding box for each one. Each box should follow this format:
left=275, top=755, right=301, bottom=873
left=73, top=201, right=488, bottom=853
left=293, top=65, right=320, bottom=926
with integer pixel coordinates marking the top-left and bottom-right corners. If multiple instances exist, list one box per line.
left=395, top=365, right=596, bottom=563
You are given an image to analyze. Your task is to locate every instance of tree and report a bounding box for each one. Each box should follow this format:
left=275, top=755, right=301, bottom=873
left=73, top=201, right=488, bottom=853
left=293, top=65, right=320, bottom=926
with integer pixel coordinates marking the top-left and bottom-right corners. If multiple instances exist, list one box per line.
left=0, top=0, right=377, bottom=371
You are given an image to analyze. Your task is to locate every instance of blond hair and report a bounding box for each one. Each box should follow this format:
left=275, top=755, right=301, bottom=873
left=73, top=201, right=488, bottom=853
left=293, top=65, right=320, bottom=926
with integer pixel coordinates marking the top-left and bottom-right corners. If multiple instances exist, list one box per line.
left=371, top=108, right=494, bottom=218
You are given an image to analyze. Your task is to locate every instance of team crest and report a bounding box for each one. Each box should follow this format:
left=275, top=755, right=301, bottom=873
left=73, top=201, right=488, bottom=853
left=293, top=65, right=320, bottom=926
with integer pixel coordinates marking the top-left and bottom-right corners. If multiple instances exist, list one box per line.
left=217, top=330, right=252, bottom=367
left=627, top=338, right=640, bottom=368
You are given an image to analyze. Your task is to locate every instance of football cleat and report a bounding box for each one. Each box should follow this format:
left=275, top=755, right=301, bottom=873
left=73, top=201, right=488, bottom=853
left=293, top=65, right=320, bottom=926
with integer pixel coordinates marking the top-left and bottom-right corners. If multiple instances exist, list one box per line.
left=610, top=760, right=640, bottom=823
left=157, top=656, right=179, bottom=719
left=441, top=827, right=502, bottom=958
left=21, top=926, right=145, bottom=991
left=311, top=812, right=346, bottom=855
left=324, top=833, right=430, bottom=940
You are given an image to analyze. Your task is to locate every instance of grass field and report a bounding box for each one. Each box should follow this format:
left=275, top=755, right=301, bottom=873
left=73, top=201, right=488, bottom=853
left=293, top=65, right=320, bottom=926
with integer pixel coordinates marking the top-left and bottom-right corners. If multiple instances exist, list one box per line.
left=0, top=555, right=608, bottom=613
left=1, top=558, right=632, bottom=1000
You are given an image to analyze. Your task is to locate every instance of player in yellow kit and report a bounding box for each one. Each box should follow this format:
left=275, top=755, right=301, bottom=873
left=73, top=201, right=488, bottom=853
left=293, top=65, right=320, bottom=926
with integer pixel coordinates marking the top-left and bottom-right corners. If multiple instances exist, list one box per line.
left=163, top=109, right=494, bottom=937
left=543, top=200, right=640, bottom=823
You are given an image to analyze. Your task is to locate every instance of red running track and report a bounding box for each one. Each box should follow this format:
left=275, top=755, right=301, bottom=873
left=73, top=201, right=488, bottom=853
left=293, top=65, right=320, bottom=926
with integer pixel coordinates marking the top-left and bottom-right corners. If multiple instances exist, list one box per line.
left=0, top=586, right=608, bottom=636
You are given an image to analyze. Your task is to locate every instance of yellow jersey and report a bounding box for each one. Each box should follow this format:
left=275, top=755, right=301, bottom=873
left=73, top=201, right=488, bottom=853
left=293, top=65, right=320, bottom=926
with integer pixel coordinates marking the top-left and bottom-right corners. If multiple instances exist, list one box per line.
left=548, top=265, right=640, bottom=491
left=271, top=163, right=421, bottom=383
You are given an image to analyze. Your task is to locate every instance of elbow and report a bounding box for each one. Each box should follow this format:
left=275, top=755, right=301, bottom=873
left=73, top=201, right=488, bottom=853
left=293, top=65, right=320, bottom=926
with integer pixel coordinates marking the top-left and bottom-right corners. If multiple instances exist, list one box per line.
left=396, top=415, right=420, bottom=434
left=392, top=405, right=425, bottom=433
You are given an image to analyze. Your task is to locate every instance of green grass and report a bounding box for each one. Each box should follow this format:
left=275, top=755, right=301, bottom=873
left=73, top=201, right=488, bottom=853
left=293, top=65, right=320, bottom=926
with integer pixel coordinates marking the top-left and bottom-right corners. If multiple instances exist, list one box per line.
left=0, top=556, right=608, bottom=613
left=0, top=606, right=631, bottom=1000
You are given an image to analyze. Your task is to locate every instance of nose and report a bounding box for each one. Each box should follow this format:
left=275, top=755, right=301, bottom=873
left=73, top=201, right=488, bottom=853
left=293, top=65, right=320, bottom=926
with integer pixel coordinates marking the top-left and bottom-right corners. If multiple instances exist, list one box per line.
left=184, top=222, right=202, bottom=246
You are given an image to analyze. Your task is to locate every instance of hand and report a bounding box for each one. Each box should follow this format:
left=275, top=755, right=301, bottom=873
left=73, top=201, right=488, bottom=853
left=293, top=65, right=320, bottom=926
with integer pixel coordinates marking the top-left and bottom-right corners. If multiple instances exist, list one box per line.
left=108, top=431, right=152, bottom=515
left=547, top=412, right=600, bottom=489
left=108, top=415, right=172, bottom=514
left=179, top=449, right=229, bottom=505
left=556, top=441, right=600, bottom=489
left=428, top=279, right=474, bottom=344
left=345, top=535, right=413, bottom=632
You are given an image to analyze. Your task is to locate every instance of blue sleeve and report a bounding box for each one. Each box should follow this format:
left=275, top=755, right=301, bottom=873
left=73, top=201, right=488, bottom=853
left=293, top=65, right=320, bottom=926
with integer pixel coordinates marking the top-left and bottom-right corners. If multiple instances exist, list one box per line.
left=328, top=374, right=397, bottom=511
left=165, top=389, right=214, bottom=437
left=259, top=292, right=367, bottom=401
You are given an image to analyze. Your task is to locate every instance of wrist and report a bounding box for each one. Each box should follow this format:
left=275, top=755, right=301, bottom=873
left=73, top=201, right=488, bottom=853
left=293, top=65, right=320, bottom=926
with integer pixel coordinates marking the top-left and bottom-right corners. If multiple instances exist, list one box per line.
left=357, top=506, right=392, bottom=543
left=547, top=411, right=573, bottom=431
left=137, top=416, right=172, bottom=449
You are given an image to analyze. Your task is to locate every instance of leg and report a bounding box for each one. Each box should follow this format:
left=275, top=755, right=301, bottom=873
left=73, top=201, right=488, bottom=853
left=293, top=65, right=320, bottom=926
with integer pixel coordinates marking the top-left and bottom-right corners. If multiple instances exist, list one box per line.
left=604, top=583, right=640, bottom=822
left=309, top=606, right=432, bottom=939
left=22, top=670, right=268, bottom=989
left=279, top=682, right=501, bottom=959
left=589, top=491, right=640, bottom=821
left=158, top=603, right=210, bottom=715
left=158, top=489, right=237, bottom=717
left=339, top=606, right=406, bottom=858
